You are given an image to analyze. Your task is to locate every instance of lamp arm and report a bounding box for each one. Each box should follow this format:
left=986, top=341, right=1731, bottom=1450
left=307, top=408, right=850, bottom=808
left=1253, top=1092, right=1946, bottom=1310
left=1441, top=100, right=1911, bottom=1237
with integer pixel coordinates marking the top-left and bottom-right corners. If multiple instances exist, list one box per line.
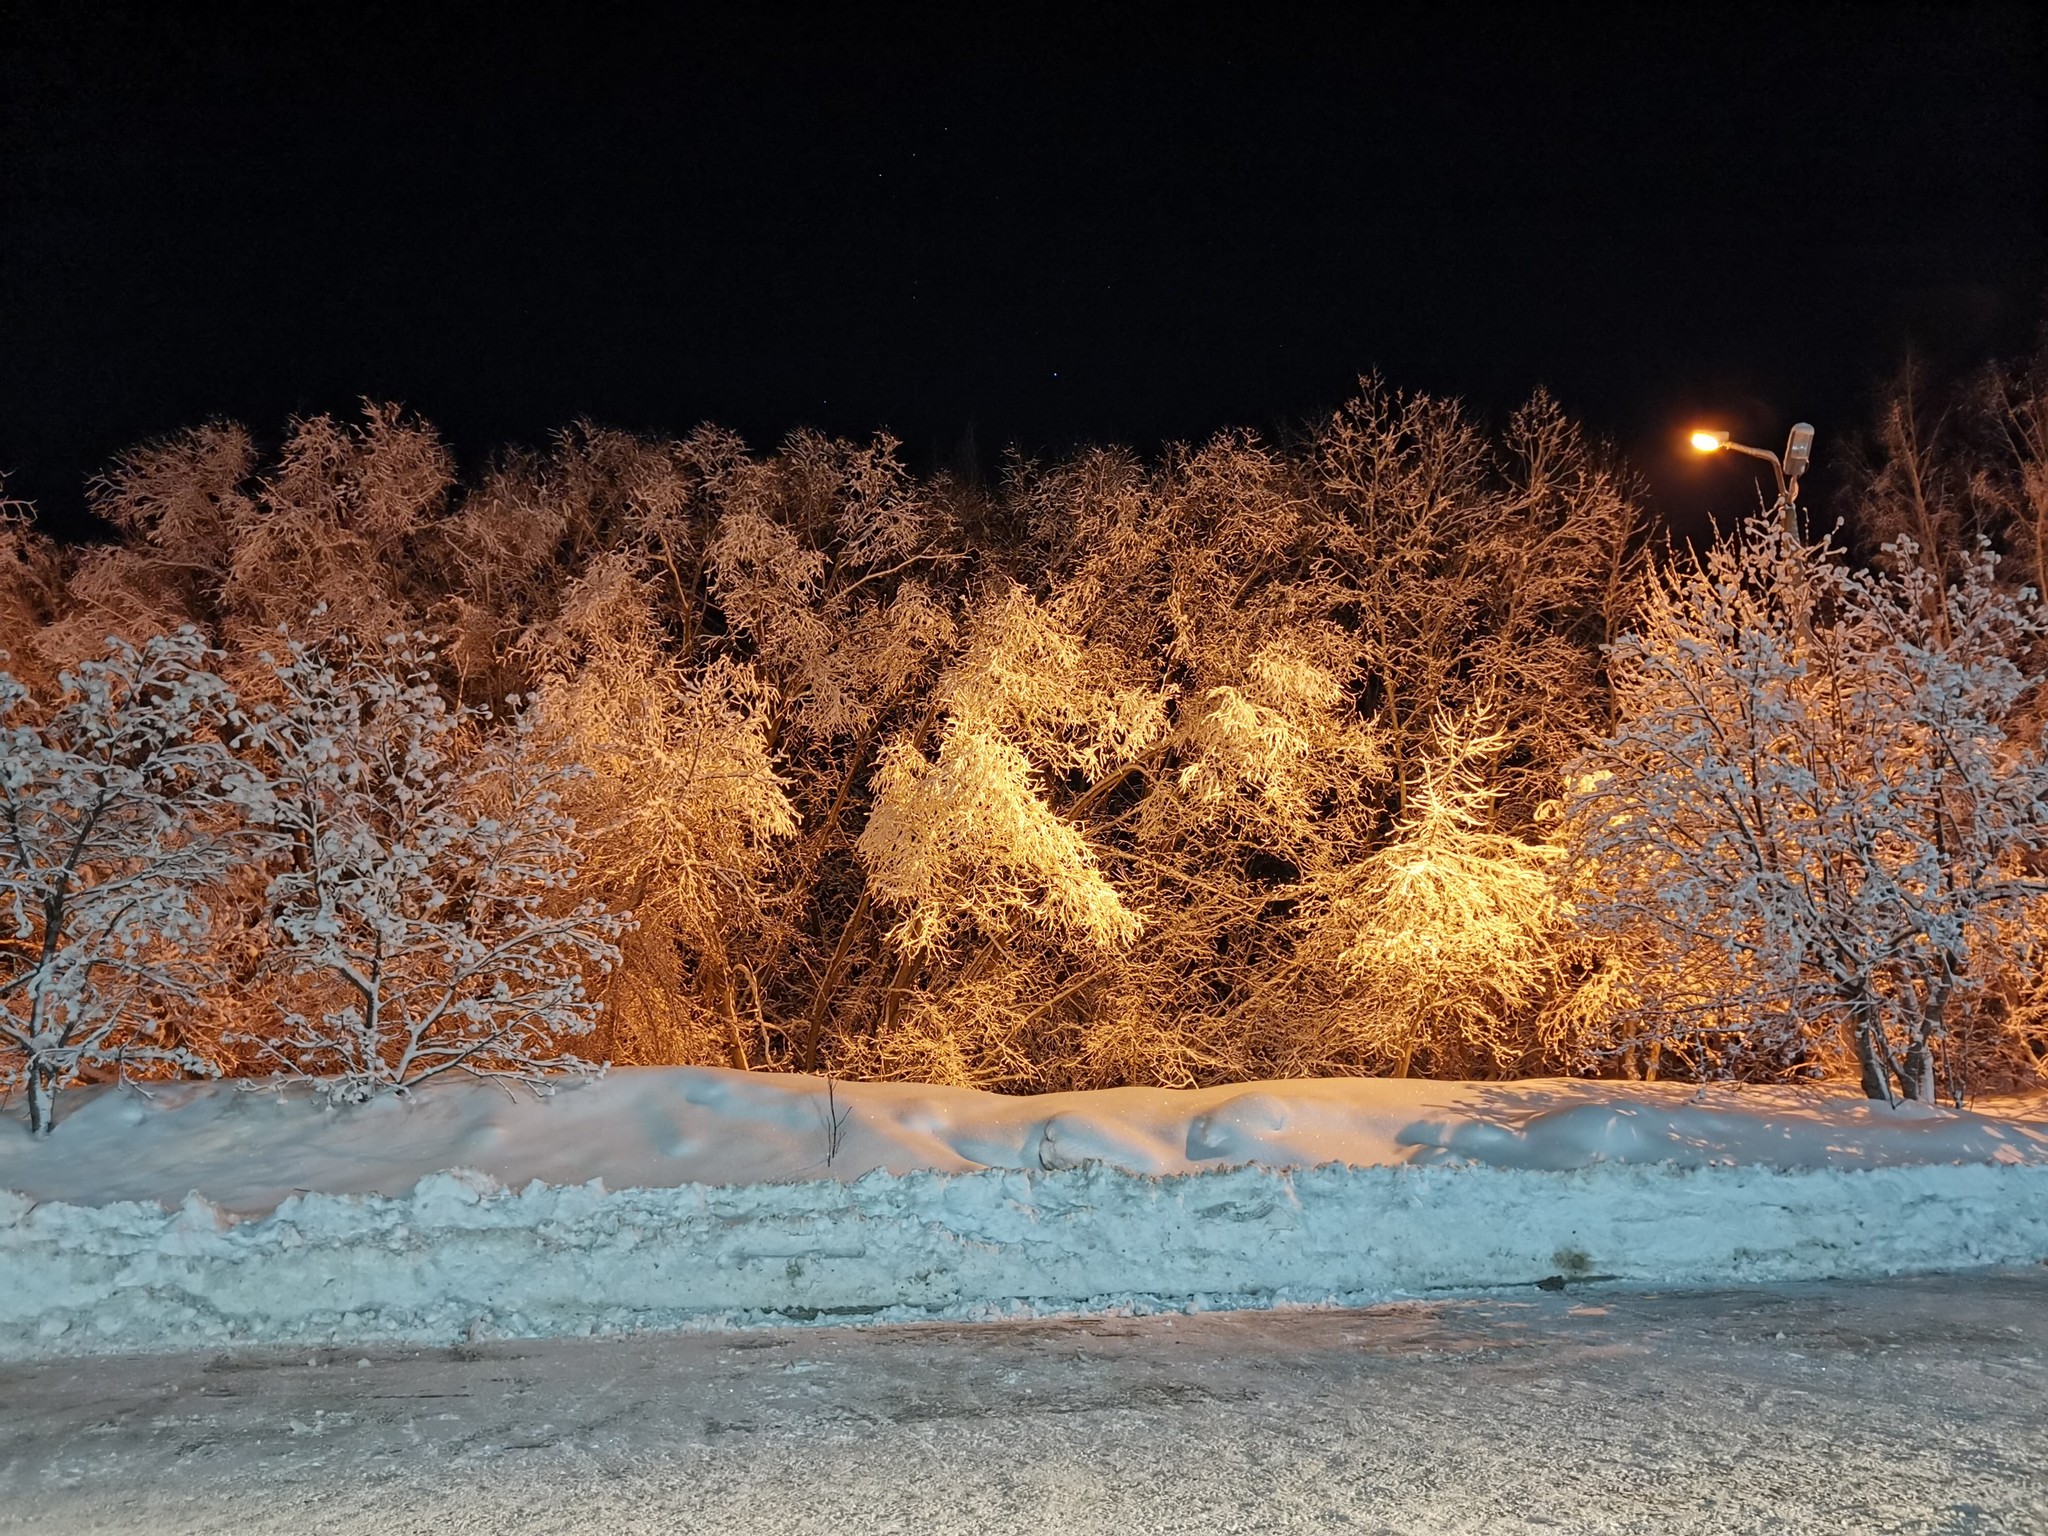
left=1721, top=440, right=1788, bottom=496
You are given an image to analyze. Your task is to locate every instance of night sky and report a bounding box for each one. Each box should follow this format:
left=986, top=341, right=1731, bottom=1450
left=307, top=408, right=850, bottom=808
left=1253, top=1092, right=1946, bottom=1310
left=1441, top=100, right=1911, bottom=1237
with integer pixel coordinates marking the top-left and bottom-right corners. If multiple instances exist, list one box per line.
left=3, top=3, right=2043, bottom=538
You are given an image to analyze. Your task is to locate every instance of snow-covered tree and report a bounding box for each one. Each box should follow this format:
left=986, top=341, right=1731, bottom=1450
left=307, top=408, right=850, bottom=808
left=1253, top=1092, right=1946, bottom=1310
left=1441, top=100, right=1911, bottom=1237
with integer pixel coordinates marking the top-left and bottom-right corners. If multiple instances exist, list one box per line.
left=1296, top=713, right=1570, bottom=1077
left=1568, top=513, right=2048, bottom=1102
left=0, top=632, right=257, bottom=1133
left=0, top=496, right=68, bottom=691
left=45, top=407, right=453, bottom=681
left=862, top=720, right=1144, bottom=961
left=10, top=383, right=1641, bottom=1091
left=526, top=555, right=797, bottom=1070
left=233, top=633, right=626, bottom=1101
left=846, top=586, right=1161, bottom=1081
left=830, top=387, right=1635, bottom=1089
left=858, top=585, right=1160, bottom=961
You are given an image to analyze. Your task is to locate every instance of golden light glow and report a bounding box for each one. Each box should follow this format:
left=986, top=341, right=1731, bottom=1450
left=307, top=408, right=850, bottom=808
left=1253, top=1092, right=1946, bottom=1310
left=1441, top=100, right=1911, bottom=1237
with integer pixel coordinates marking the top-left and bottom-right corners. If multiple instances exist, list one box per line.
left=1690, top=430, right=1730, bottom=453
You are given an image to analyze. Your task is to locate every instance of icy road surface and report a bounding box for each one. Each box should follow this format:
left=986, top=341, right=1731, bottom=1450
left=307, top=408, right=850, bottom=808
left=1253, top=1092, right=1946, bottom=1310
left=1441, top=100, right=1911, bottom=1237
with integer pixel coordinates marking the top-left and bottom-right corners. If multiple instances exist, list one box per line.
left=3, top=1272, right=2044, bottom=1535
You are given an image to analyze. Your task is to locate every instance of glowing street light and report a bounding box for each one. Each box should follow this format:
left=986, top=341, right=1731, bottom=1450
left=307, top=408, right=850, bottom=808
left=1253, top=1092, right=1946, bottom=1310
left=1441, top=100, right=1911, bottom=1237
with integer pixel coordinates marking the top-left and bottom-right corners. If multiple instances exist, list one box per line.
left=1689, top=420, right=1816, bottom=534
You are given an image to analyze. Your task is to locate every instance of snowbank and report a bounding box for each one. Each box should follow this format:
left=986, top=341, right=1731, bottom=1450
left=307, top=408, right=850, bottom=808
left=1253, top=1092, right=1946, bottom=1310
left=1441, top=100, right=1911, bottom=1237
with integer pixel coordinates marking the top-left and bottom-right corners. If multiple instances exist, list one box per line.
left=4, top=1069, right=2046, bottom=1358
left=7, top=1068, right=2046, bottom=1213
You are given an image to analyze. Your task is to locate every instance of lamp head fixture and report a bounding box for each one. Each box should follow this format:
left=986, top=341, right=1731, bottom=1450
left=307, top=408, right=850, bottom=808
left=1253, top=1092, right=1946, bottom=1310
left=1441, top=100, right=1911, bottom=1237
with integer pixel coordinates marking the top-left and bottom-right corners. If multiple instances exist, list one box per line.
left=1782, top=422, right=1815, bottom=484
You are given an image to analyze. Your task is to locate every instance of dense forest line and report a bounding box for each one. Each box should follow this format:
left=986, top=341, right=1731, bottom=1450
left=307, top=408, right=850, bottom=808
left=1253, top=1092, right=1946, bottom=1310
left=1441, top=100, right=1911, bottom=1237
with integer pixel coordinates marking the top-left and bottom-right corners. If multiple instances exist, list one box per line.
left=4, top=355, right=2047, bottom=1130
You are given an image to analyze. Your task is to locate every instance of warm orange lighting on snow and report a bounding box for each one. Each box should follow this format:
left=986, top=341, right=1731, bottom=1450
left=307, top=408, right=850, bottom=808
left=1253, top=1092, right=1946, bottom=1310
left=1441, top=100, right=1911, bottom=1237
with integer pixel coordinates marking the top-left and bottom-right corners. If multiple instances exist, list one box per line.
left=1690, top=430, right=1730, bottom=453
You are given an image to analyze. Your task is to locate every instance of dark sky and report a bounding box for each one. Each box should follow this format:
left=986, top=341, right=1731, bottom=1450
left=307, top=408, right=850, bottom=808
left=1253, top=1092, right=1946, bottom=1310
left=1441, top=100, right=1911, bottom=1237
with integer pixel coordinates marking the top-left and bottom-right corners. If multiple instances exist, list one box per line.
left=3, top=3, right=2044, bottom=537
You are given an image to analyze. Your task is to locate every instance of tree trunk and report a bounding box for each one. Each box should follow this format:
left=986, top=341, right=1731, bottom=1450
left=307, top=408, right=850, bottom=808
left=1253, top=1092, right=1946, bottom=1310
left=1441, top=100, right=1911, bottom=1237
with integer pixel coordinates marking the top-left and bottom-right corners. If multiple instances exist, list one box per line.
left=26, top=1064, right=54, bottom=1136
left=878, top=944, right=919, bottom=1034
left=1901, top=1035, right=1937, bottom=1104
left=1854, top=1019, right=1892, bottom=1102
left=800, top=887, right=872, bottom=1072
left=699, top=944, right=749, bottom=1072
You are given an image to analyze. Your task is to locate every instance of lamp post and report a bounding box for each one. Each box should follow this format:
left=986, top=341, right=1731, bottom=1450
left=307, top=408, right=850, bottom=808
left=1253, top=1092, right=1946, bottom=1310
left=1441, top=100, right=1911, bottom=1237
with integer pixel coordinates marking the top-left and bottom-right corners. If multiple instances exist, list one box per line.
left=1690, top=422, right=1815, bottom=538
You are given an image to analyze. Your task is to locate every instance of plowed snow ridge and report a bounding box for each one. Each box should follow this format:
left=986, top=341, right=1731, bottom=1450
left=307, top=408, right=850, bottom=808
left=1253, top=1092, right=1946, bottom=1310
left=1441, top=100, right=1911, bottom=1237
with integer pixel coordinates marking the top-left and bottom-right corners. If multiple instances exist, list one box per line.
left=3, top=1069, right=2046, bottom=1358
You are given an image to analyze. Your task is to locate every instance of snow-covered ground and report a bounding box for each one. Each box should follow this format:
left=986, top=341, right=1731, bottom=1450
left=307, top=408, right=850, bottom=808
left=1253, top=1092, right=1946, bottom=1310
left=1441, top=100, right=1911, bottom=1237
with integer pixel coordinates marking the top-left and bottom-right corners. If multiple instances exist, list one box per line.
left=3, top=1068, right=2046, bottom=1360
left=6, top=1272, right=2046, bottom=1534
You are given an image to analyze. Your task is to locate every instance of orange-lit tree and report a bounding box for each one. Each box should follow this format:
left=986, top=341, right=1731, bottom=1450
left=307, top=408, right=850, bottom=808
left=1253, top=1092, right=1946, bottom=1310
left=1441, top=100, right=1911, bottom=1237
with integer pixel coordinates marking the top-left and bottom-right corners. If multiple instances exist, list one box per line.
left=839, top=384, right=1638, bottom=1087
left=2, top=383, right=1643, bottom=1095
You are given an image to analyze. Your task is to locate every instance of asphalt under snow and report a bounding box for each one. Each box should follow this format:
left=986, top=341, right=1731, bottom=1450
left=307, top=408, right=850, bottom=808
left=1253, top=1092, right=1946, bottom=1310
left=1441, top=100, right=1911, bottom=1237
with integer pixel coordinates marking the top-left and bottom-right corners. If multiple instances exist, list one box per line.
left=3, top=1270, right=2044, bottom=1535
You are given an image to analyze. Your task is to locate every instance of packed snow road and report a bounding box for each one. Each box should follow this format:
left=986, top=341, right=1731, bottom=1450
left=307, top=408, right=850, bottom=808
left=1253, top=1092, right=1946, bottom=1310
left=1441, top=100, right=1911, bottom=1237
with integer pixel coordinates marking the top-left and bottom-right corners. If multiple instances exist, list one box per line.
left=4, top=1271, right=2045, bottom=1535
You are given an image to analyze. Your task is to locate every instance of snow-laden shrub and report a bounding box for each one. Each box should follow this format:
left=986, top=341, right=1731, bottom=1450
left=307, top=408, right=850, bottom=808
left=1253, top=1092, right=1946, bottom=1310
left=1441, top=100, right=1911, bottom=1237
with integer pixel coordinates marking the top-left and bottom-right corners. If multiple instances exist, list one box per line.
left=230, top=632, right=628, bottom=1102
left=0, top=631, right=263, bottom=1133
left=1295, top=713, right=1572, bottom=1077
left=1568, top=513, right=2048, bottom=1103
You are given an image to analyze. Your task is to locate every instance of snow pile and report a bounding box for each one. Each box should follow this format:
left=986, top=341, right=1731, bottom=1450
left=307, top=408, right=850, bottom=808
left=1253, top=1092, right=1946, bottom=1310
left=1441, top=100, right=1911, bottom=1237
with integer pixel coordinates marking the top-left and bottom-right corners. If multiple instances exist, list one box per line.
left=7, top=1160, right=2047, bottom=1360
left=3, top=1069, right=2046, bottom=1358
left=7, top=1068, right=2046, bottom=1213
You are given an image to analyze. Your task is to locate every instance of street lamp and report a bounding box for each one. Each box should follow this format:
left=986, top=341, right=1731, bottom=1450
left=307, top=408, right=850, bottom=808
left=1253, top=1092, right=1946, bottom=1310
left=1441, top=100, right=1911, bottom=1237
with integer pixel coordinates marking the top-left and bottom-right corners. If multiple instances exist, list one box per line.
left=1690, top=421, right=1816, bottom=536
